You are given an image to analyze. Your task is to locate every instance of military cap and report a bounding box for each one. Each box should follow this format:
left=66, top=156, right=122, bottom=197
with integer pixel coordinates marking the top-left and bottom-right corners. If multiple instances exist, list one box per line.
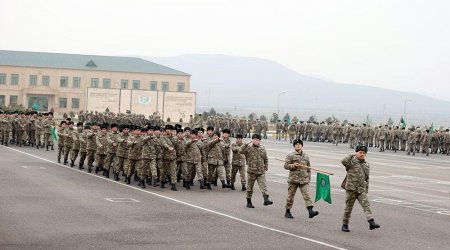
left=355, top=145, right=368, bottom=153
left=184, top=127, right=191, bottom=132
left=84, top=124, right=91, bottom=129
left=174, top=124, right=182, bottom=129
left=110, top=123, right=118, bottom=128
left=48, top=112, right=53, bottom=116
left=176, top=128, right=184, bottom=133
left=68, top=121, right=74, bottom=125
left=252, top=134, right=261, bottom=140
left=154, top=125, right=161, bottom=130
left=235, top=134, right=243, bottom=139
left=197, top=127, right=205, bottom=133
left=293, top=139, right=303, bottom=147
left=213, top=131, right=221, bottom=137
left=76, top=122, right=83, bottom=127
left=140, top=127, right=147, bottom=132
left=222, top=128, right=231, bottom=134
left=147, top=125, right=155, bottom=131
left=190, top=129, right=198, bottom=135
left=165, top=124, right=174, bottom=130
left=207, top=126, right=214, bottom=131
left=100, top=124, right=108, bottom=129
left=60, top=121, right=67, bottom=125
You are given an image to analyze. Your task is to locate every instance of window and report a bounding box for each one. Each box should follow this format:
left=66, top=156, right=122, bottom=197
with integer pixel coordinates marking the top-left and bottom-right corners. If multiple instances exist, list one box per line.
left=91, top=78, right=99, bottom=88
left=59, top=97, right=67, bottom=108
left=0, top=95, right=5, bottom=106
left=162, top=81, right=169, bottom=92
left=132, top=80, right=140, bottom=90
left=11, top=74, right=19, bottom=85
left=150, top=81, right=157, bottom=91
left=73, top=77, right=81, bottom=88
left=121, top=80, right=128, bottom=89
left=177, top=82, right=185, bottom=92
left=42, top=75, right=50, bottom=86
left=29, top=75, right=37, bottom=86
left=60, top=76, right=68, bottom=87
left=0, top=73, right=5, bottom=85
left=9, top=95, right=18, bottom=106
left=103, top=79, right=111, bottom=89
left=72, top=98, right=80, bottom=109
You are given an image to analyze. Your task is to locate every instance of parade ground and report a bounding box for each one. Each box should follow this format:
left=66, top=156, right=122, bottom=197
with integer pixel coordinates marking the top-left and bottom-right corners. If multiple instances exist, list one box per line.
left=1, top=139, right=449, bottom=250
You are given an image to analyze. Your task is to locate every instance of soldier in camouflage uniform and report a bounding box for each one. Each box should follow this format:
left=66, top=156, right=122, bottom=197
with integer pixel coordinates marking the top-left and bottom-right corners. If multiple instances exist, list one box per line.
left=57, top=121, right=67, bottom=163
left=185, top=129, right=205, bottom=189
left=139, top=126, right=157, bottom=187
left=341, top=145, right=380, bottom=232
left=104, top=123, right=119, bottom=178
left=241, top=134, right=273, bottom=208
left=70, top=122, right=83, bottom=168
left=197, top=128, right=209, bottom=185
left=275, top=120, right=282, bottom=140
left=114, top=126, right=129, bottom=181
left=160, top=124, right=178, bottom=191
left=230, top=134, right=246, bottom=191
left=400, top=127, right=409, bottom=151
left=63, top=121, right=75, bottom=165
left=2, top=113, right=13, bottom=146
left=95, top=124, right=108, bottom=174
left=34, top=115, right=44, bottom=149
left=407, top=128, right=419, bottom=156
left=206, top=131, right=229, bottom=189
left=221, top=129, right=232, bottom=186
left=283, top=139, right=319, bottom=219
left=175, top=128, right=189, bottom=189
left=78, top=124, right=89, bottom=170
left=86, top=123, right=98, bottom=172
left=43, top=112, right=55, bottom=151
left=124, top=127, right=142, bottom=184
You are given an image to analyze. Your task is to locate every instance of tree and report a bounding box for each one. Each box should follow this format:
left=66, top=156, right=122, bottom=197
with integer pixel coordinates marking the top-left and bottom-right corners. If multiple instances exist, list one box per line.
left=308, top=115, right=316, bottom=123
left=105, top=107, right=110, bottom=113
left=248, top=112, right=257, bottom=121
left=291, top=116, right=299, bottom=124
left=283, top=113, right=290, bottom=122
left=270, top=113, right=279, bottom=123
left=202, top=111, right=209, bottom=120
left=209, top=108, right=217, bottom=116
left=387, top=117, right=394, bottom=126
left=260, top=115, right=267, bottom=121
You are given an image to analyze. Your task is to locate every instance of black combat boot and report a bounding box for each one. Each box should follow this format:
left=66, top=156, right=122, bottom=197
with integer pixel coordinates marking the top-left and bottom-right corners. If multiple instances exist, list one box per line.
left=241, top=184, right=247, bottom=191
left=95, top=166, right=99, bottom=174
left=227, top=180, right=231, bottom=187
left=207, top=183, right=212, bottom=190
left=127, top=176, right=131, bottom=185
left=70, top=161, right=75, bottom=168
left=199, top=180, right=205, bottom=189
left=105, top=170, right=110, bottom=179
left=57, top=158, right=61, bottom=163
left=79, top=164, right=85, bottom=170
left=342, top=224, right=350, bottom=232
left=368, top=219, right=380, bottom=230
left=184, top=180, right=190, bottom=190
left=63, top=158, right=68, bottom=165
left=113, top=172, right=119, bottom=181
left=221, top=180, right=230, bottom=189
left=146, top=177, right=151, bottom=185
left=161, top=181, right=166, bottom=188
left=141, top=179, right=146, bottom=189
left=51, top=145, right=54, bottom=150
left=171, top=183, right=177, bottom=191
left=285, top=209, right=294, bottom=219
left=246, top=198, right=255, bottom=208
left=134, top=173, right=139, bottom=182
left=190, top=180, right=194, bottom=186
left=182, top=179, right=187, bottom=188
left=230, top=184, right=235, bottom=190
left=212, top=178, right=218, bottom=186
left=307, top=206, right=319, bottom=218
left=263, top=194, right=273, bottom=206
left=87, top=166, right=92, bottom=173
left=138, top=179, right=142, bottom=187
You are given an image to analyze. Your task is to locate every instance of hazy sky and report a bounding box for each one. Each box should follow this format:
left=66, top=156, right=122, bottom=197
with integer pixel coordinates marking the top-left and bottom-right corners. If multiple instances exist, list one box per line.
left=2, top=0, right=450, bottom=101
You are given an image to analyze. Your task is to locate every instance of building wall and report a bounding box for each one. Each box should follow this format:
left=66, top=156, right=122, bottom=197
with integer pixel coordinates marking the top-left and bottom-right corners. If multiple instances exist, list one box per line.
left=0, top=65, right=190, bottom=115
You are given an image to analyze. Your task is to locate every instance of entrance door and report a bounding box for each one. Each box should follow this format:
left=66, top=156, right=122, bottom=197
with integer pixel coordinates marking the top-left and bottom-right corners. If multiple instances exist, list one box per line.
left=28, top=95, right=49, bottom=112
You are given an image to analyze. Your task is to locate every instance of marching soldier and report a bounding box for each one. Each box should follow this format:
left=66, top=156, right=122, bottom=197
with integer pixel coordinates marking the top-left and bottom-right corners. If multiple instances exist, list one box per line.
left=124, top=126, right=142, bottom=184
left=341, top=145, right=380, bottom=232
left=221, top=129, right=232, bottom=187
left=241, top=134, right=273, bottom=208
left=95, top=124, right=108, bottom=174
left=230, top=134, right=246, bottom=191
left=114, top=125, right=130, bottom=181
left=206, top=131, right=229, bottom=189
left=86, top=123, right=98, bottom=173
left=57, top=121, right=67, bottom=163
left=283, top=139, right=319, bottom=219
left=70, top=122, right=83, bottom=168
left=139, top=126, right=157, bottom=187
left=63, top=121, right=75, bottom=165
left=185, top=129, right=205, bottom=189
left=43, top=112, right=55, bottom=151
left=160, top=125, right=178, bottom=191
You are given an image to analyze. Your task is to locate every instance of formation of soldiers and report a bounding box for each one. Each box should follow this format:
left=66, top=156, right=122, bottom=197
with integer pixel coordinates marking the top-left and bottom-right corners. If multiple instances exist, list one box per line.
left=276, top=120, right=450, bottom=156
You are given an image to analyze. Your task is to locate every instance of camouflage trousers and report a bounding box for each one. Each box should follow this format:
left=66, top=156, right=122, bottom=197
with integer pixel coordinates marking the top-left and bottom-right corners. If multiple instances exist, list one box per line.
left=104, top=153, right=116, bottom=171
left=162, top=159, right=177, bottom=184
left=343, top=190, right=373, bottom=225
left=64, top=146, right=72, bottom=162
left=87, top=149, right=96, bottom=167
left=44, top=133, right=53, bottom=146
left=57, top=144, right=65, bottom=162
left=246, top=173, right=268, bottom=199
left=177, top=161, right=188, bottom=179
left=156, top=158, right=163, bottom=180
left=187, top=162, right=203, bottom=181
left=70, top=149, right=79, bottom=163
left=231, top=164, right=246, bottom=186
left=349, top=136, right=356, bottom=148
left=95, top=154, right=106, bottom=168
left=276, top=130, right=281, bottom=140
left=224, top=161, right=231, bottom=181
left=201, top=161, right=208, bottom=178
left=35, top=132, right=43, bottom=146
left=208, top=164, right=225, bottom=183
left=401, top=140, right=407, bottom=150
left=285, top=182, right=313, bottom=209
left=139, top=158, right=156, bottom=179
left=125, top=158, right=140, bottom=177
left=379, top=139, right=385, bottom=150
left=114, top=156, right=127, bottom=174
left=79, top=151, right=87, bottom=166
left=408, top=143, right=417, bottom=154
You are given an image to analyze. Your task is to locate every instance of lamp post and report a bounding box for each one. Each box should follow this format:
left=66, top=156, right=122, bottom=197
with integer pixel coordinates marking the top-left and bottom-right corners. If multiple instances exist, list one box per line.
left=277, top=92, right=286, bottom=119
left=404, top=99, right=412, bottom=118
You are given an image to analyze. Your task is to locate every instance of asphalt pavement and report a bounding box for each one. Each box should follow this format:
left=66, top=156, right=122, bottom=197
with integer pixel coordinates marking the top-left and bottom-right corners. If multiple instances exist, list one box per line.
left=1, top=138, right=449, bottom=250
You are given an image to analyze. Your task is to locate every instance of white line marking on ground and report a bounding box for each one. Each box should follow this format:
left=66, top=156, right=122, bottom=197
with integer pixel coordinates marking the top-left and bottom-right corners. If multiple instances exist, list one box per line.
left=2, top=146, right=346, bottom=250
left=105, top=198, right=141, bottom=203
left=21, top=166, right=28, bottom=169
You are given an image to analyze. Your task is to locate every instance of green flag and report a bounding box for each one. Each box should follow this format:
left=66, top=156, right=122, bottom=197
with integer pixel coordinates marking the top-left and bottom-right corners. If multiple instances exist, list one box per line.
left=315, top=172, right=332, bottom=204
left=429, top=123, right=434, bottom=134
left=400, top=116, right=407, bottom=128
left=51, top=126, right=58, bottom=141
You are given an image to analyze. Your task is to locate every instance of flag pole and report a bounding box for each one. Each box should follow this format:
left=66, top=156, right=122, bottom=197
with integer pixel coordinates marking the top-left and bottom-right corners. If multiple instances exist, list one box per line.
left=274, top=158, right=334, bottom=175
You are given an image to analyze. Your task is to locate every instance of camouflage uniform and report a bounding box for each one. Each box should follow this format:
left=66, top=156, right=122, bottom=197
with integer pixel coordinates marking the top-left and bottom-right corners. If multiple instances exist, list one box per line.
left=160, top=134, right=178, bottom=186
left=70, top=127, right=82, bottom=167
left=86, top=128, right=97, bottom=172
left=341, top=154, right=373, bottom=225
left=125, top=133, right=142, bottom=180
left=95, top=131, right=108, bottom=172
left=284, top=150, right=313, bottom=209
left=43, top=117, right=55, bottom=149
left=105, top=131, right=119, bottom=175
left=57, top=127, right=66, bottom=163
left=241, top=142, right=269, bottom=199
left=185, top=139, right=203, bottom=183
left=206, top=139, right=226, bottom=186
left=221, top=137, right=232, bottom=183
left=140, top=134, right=157, bottom=183
left=78, top=128, right=88, bottom=169
left=34, top=117, right=44, bottom=148
left=64, top=127, right=75, bottom=164
left=407, top=130, right=419, bottom=156
left=114, top=132, right=129, bottom=179
left=231, top=141, right=246, bottom=190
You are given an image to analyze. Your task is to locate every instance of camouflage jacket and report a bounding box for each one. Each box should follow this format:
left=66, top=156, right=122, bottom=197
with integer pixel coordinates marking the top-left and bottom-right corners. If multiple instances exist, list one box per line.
left=96, top=132, right=108, bottom=155
left=284, top=150, right=311, bottom=184
left=79, top=130, right=88, bottom=153
left=44, top=118, right=55, bottom=134
left=341, top=154, right=369, bottom=193
left=127, top=134, right=142, bottom=160
left=106, top=131, right=120, bottom=154
left=64, top=127, right=75, bottom=147
left=116, top=133, right=129, bottom=158
left=176, top=138, right=187, bottom=162
left=221, top=138, right=231, bottom=163
left=241, top=143, right=268, bottom=175
left=86, top=129, right=97, bottom=151
left=57, top=128, right=66, bottom=146
left=231, top=142, right=246, bottom=167
left=160, top=135, right=177, bottom=161
left=71, top=129, right=81, bottom=150
left=207, top=139, right=224, bottom=166
left=185, top=139, right=202, bottom=164
left=141, top=135, right=157, bottom=160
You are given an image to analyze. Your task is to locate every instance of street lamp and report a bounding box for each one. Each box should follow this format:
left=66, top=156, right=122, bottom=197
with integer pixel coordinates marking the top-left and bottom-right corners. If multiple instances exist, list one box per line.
left=404, top=99, right=412, bottom=118
left=277, top=92, right=286, bottom=119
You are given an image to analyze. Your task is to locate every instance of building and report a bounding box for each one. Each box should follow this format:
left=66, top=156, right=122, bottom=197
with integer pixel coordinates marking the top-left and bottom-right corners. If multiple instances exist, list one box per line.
left=0, top=50, right=195, bottom=121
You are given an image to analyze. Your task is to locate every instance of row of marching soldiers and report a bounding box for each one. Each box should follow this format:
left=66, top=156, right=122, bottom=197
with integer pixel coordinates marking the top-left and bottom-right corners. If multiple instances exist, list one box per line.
left=56, top=121, right=251, bottom=192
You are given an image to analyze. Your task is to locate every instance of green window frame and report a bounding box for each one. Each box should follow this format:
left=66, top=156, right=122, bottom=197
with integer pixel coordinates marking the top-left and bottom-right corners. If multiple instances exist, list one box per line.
left=60, top=76, right=68, bottom=87
left=162, top=81, right=169, bottom=92
left=132, top=80, right=140, bottom=90
left=29, top=75, right=37, bottom=86
left=91, top=78, right=99, bottom=88
left=121, top=80, right=128, bottom=89
left=177, top=82, right=185, bottom=92
left=42, top=75, right=50, bottom=86
left=9, top=95, right=18, bottom=106
left=59, top=97, right=67, bottom=108
left=73, top=77, right=81, bottom=88
left=103, top=79, right=111, bottom=89
left=150, top=81, right=157, bottom=91
left=11, top=74, right=19, bottom=85
left=72, top=98, right=80, bottom=109
left=0, top=73, right=5, bottom=85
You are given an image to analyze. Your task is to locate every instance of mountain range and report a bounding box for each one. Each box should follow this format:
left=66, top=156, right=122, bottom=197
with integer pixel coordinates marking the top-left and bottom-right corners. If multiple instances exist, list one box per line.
left=141, top=54, right=450, bottom=126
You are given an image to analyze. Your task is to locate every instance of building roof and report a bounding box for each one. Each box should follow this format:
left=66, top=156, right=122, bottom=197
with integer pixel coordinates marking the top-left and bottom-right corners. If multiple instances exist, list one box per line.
left=0, top=50, right=190, bottom=76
